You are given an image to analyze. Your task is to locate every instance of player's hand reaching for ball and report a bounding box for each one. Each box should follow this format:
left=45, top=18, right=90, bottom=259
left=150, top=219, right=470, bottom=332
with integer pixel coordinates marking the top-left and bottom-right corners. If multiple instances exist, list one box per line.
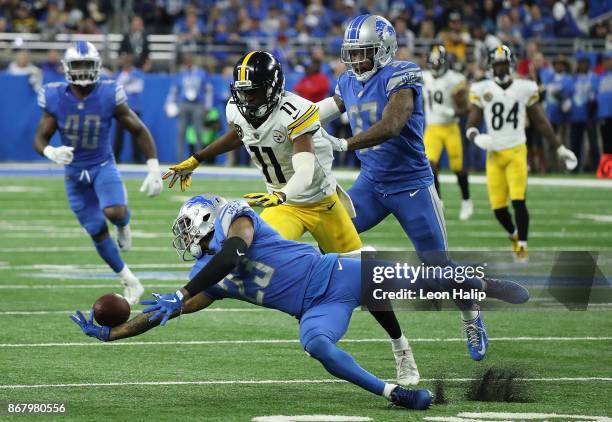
left=162, top=156, right=200, bottom=191
left=69, top=308, right=110, bottom=341
left=141, top=290, right=185, bottom=326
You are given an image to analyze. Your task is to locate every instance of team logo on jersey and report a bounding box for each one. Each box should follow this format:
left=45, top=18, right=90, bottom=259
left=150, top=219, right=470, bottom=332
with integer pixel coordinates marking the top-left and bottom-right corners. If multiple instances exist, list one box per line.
left=234, top=124, right=244, bottom=139
left=483, top=92, right=493, bottom=102
left=272, top=130, right=286, bottom=144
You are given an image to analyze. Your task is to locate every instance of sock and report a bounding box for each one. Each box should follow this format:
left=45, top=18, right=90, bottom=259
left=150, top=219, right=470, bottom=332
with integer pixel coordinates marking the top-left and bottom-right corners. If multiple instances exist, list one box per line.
left=391, top=334, right=409, bottom=353
left=369, top=310, right=402, bottom=339
left=456, top=172, right=470, bottom=200
left=94, top=236, right=125, bottom=273
left=118, top=265, right=137, bottom=281
left=432, top=166, right=441, bottom=197
left=110, top=207, right=131, bottom=227
left=493, top=207, right=516, bottom=235
left=512, top=200, right=529, bottom=242
left=383, top=383, right=397, bottom=400
left=518, top=240, right=528, bottom=249
left=305, top=335, right=386, bottom=396
left=461, top=309, right=480, bottom=322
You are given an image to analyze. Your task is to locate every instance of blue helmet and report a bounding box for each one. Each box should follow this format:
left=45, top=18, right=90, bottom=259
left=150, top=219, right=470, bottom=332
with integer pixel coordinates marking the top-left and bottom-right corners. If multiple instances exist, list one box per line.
left=172, top=195, right=228, bottom=261
left=62, top=41, right=101, bottom=86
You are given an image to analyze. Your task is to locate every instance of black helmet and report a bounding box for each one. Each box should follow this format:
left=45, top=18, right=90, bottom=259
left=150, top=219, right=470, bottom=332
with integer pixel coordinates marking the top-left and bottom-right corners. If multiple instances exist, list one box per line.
left=230, top=51, right=284, bottom=125
left=427, top=44, right=448, bottom=77
left=488, top=44, right=515, bottom=85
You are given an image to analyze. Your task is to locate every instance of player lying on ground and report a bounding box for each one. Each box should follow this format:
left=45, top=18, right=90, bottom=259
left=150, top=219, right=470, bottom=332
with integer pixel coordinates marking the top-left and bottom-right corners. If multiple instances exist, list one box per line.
left=70, top=195, right=528, bottom=409
left=466, top=45, right=577, bottom=263
left=162, top=51, right=420, bottom=385
left=33, top=41, right=163, bottom=304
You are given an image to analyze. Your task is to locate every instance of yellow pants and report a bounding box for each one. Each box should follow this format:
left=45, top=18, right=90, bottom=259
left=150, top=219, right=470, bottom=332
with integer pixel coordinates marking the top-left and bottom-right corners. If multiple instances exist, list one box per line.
left=486, top=144, right=528, bottom=210
left=260, top=192, right=363, bottom=253
left=424, top=123, right=463, bottom=172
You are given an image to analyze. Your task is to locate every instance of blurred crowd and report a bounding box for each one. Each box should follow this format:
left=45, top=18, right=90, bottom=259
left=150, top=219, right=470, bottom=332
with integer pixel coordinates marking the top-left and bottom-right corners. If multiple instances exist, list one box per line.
left=1, top=0, right=611, bottom=172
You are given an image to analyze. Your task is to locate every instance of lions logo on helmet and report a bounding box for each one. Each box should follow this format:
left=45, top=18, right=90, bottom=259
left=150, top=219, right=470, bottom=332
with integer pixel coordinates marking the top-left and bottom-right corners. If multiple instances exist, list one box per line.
left=488, top=45, right=515, bottom=86
left=427, top=44, right=449, bottom=78
left=62, top=41, right=101, bottom=86
left=341, top=14, right=398, bottom=82
left=230, top=51, right=284, bottom=126
left=172, top=195, right=228, bottom=260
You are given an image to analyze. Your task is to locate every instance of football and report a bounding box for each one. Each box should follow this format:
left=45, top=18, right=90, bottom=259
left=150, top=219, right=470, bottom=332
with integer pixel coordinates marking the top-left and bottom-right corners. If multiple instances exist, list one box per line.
left=93, top=293, right=131, bottom=327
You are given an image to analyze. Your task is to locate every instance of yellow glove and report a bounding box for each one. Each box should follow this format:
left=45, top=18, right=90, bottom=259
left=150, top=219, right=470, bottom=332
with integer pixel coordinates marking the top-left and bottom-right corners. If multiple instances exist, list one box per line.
left=244, top=192, right=286, bottom=207
left=162, top=156, right=200, bottom=191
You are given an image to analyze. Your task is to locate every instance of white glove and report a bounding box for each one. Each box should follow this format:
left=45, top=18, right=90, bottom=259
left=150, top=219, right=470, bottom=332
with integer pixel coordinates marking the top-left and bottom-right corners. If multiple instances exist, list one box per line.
left=320, top=129, right=348, bottom=152
left=437, top=105, right=456, bottom=119
left=165, top=102, right=179, bottom=118
left=557, top=145, right=578, bottom=170
left=474, top=134, right=493, bottom=151
left=140, top=158, right=163, bottom=197
left=43, top=145, right=74, bottom=165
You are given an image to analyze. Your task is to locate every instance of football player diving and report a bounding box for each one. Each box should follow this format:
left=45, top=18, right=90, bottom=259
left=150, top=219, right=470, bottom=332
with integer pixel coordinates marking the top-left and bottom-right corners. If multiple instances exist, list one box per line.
left=316, top=14, right=494, bottom=361
left=422, top=45, right=473, bottom=220
left=162, top=51, right=420, bottom=385
left=33, top=41, right=163, bottom=304
left=465, top=45, right=578, bottom=263
left=70, top=195, right=528, bottom=409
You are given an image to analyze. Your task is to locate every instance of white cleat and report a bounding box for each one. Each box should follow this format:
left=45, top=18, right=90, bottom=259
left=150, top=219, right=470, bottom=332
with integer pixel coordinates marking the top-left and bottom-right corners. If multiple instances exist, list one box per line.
left=122, top=277, right=144, bottom=305
left=459, top=199, right=474, bottom=221
left=116, top=224, right=132, bottom=252
left=395, top=346, right=420, bottom=386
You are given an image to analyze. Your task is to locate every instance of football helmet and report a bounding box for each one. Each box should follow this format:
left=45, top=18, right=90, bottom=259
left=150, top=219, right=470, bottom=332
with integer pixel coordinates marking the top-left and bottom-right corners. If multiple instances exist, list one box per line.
left=488, top=44, right=515, bottom=85
left=230, top=51, right=284, bottom=125
left=62, top=41, right=101, bottom=86
left=341, top=14, right=398, bottom=82
left=172, top=195, right=228, bottom=261
left=427, top=44, right=448, bottom=77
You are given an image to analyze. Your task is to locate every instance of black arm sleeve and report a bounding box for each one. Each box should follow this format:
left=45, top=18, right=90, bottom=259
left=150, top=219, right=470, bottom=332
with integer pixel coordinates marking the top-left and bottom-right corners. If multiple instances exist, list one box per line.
left=183, top=236, right=248, bottom=297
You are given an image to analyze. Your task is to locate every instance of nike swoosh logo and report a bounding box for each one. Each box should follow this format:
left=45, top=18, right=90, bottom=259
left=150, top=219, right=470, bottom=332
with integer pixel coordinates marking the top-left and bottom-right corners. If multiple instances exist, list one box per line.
left=236, top=250, right=245, bottom=256
left=478, top=338, right=486, bottom=355
left=165, top=298, right=177, bottom=303
left=409, top=189, right=420, bottom=198
left=327, top=201, right=336, bottom=210
left=337, top=260, right=343, bottom=270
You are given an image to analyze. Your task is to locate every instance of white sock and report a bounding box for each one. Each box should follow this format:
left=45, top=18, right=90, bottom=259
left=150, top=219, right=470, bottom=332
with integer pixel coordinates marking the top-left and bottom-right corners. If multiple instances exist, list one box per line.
left=518, top=240, right=527, bottom=248
left=118, top=265, right=137, bottom=283
left=391, top=334, right=409, bottom=353
left=511, top=229, right=518, bottom=237
left=461, top=309, right=479, bottom=322
left=383, top=383, right=397, bottom=400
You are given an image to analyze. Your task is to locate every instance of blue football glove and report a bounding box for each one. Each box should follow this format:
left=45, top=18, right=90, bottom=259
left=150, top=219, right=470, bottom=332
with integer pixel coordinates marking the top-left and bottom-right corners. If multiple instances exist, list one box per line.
left=69, top=308, right=110, bottom=342
left=141, top=290, right=184, bottom=326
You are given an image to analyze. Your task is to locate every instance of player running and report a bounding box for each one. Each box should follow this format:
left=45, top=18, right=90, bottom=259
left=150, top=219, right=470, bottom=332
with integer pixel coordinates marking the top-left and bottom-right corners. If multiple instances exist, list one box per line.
left=317, top=14, right=492, bottom=361
left=33, top=41, right=163, bottom=304
left=465, top=45, right=577, bottom=263
left=162, top=51, right=419, bottom=385
left=422, top=45, right=473, bottom=220
left=69, top=195, right=527, bottom=409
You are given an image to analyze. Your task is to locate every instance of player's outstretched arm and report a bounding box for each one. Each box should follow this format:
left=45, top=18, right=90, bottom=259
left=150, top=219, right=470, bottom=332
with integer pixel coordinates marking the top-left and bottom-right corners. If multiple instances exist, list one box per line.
left=316, top=95, right=346, bottom=125
left=527, top=103, right=577, bottom=170
left=163, top=128, right=242, bottom=191
left=345, top=88, right=414, bottom=151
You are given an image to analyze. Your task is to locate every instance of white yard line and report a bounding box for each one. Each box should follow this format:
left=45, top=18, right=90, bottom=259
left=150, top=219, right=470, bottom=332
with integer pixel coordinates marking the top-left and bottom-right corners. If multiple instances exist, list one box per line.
left=1, top=376, right=611, bottom=390
left=1, top=337, right=610, bottom=348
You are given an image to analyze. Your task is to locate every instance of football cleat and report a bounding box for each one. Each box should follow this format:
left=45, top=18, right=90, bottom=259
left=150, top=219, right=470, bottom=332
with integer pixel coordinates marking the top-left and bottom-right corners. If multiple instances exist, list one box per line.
left=514, top=246, right=529, bottom=264
left=463, top=310, right=488, bottom=361
left=116, top=224, right=132, bottom=252
left=509, top=232, right=519, bottom=253
left=484, top=277, right=529, bottom=304
left=122, top=277, right=144, bottom=305
left=395, top=346, right=420, bottom=386
left=389, top=386, right=432, bottom=410
left=459, top=199, right=474, bottom=221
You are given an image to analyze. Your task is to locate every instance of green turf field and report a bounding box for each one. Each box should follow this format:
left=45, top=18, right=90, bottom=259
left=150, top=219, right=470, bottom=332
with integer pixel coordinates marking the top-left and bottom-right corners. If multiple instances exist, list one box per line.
left=0, top=174, right=611, bottom=421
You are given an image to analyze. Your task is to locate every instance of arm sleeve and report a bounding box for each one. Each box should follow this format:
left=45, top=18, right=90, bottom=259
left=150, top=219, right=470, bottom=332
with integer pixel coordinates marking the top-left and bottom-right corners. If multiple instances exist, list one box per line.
left=279, top=151, right=315, bottom=200
left=317, top=96, right=342, bottom=125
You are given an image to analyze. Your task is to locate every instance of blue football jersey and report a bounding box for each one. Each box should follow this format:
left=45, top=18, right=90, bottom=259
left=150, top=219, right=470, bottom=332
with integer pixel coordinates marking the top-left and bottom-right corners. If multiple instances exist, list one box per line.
left=544, top=73, right=573, bottom=124
left=596, top=71, right=612, bottom=119
left=38, top=80, right=127, bottom=168
left=189, top=200, right=338, bottom=318
left=570, top=72, right=597, bottom=123
left=335, top=61, right=433, bottom=193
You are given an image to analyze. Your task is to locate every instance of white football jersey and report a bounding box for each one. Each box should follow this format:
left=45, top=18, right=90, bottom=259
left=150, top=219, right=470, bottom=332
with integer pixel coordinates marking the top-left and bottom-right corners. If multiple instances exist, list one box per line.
left=423, top=69, right=466, bottom=125
left=469, top=78, right=539, bottom=151
left=226, top=91, right=336, bottom=205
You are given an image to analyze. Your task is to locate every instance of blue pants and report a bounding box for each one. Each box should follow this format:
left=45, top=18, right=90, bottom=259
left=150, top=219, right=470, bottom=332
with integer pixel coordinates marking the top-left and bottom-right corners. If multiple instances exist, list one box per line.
left=349, top=174, right=447, bottom=254
left=64, top=160, right=127, bottom=236
left=299, top=258, right=386, bottom=396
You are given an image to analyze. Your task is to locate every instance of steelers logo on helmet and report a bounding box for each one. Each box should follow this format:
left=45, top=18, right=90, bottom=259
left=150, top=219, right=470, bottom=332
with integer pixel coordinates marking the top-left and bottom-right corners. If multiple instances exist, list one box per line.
left=231, top=51, right=284, bottom=126
left=427, top=44, right=448, bottom=77
left=488, top=45, right=515, bottom=86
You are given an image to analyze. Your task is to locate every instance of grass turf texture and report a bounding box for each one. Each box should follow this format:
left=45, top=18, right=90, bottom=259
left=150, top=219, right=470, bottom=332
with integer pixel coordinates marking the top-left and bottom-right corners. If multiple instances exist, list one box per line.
left=0, top=175, right=611, bottom=421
